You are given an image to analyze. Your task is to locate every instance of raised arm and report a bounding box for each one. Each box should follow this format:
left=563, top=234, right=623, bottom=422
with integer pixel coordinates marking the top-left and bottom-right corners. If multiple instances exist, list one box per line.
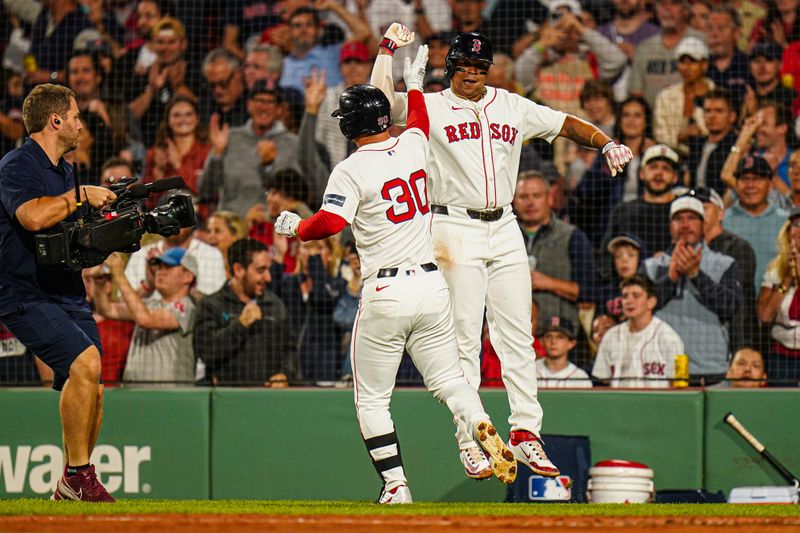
left=105, top=253, right=181, bottom=330
left=720, top=113, right=760, bottom=190
left=318, top=0, right=376, bottom=48
left=370, top=23, right=415, bottom=124
left=403, top=45, right=429, bottom=138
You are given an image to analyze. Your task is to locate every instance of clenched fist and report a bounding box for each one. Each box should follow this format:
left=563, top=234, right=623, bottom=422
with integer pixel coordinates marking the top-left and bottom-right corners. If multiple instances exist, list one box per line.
left=380, top=22, right=415, bottom=54
left=602, top=141, right=633, bottom=177
left=239, top=302, right=262, bottom=327
left=275, top=210, right=302, bottom=237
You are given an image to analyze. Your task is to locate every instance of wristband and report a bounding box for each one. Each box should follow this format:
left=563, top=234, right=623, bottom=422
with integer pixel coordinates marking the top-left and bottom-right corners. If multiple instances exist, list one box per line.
left=379, top=37, right=398, bottom=55
left=777, top=284, right=788, bottom=294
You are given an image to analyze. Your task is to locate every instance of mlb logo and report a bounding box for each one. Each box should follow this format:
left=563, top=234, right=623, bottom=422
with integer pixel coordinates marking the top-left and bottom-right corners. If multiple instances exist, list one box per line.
left=528, top=475, right=572, bottom=501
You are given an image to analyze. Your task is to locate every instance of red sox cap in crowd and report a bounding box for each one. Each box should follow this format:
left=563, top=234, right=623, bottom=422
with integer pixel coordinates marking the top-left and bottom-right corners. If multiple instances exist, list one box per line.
left=340, top=41, right=371, bottom=63
left=735, top=154, right=772, bottom=179
left=539, top=316, right=576, bottom=340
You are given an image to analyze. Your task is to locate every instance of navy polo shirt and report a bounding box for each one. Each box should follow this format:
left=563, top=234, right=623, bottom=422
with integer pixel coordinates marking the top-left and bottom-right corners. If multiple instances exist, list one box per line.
left=0, top=139, right=88, bottom=315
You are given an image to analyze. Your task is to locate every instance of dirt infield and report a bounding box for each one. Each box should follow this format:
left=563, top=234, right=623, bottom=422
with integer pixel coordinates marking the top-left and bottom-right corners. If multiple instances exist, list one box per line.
left=2, top=514, right=799, bottom=532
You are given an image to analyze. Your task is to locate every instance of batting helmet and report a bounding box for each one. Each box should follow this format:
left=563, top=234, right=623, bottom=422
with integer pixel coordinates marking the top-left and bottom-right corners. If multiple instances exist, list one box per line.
left=444, top=32, right=494, bottom=79
left=332, top=84, right=392, bottom=140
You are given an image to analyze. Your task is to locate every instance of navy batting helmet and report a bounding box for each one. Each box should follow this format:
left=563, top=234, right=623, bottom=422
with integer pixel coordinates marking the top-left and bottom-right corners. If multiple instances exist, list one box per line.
left=332, top=84, right=392, bottom=140
left=444, top=32, right=494, bottom=79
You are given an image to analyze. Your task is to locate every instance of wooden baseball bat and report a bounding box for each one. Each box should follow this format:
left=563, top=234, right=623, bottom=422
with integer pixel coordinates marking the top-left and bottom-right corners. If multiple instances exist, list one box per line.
left=723, top=412, right=799, bottom=486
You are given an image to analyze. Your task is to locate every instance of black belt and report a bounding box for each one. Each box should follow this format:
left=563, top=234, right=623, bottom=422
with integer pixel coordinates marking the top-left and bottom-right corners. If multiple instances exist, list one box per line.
left=377, top=262, right=438, bottom=278
left=431, top=204, right=504, bottom=222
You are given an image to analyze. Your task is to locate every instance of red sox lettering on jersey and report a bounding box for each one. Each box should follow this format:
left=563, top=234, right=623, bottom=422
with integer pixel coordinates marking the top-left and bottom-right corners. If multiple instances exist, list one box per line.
left=642, top=362, right=666, bottom=376
left=411, top=87, right=565, bottom=210
left=443, top=122, right=519, bottom=145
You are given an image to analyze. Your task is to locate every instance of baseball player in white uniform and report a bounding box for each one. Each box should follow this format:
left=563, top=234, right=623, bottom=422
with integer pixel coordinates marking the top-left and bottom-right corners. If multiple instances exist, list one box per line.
left=274, top=47, right=517, bottom=504
left=371, top=24, right=633, bottom=479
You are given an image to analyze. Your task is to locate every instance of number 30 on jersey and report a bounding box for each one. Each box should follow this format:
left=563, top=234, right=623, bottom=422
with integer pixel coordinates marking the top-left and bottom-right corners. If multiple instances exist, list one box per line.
left=381, top=169, right=429, bottom=224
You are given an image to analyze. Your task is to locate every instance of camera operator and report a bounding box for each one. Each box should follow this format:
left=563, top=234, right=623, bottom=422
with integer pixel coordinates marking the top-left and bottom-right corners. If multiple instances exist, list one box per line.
left=0, top=84, right=117, bottom=502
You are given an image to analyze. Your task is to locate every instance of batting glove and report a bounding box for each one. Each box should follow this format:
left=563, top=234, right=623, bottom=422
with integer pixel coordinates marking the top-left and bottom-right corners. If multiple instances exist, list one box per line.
left=275, top=211, right=301, bottom=237
left=403, top=44, right=428, bottom=92
left=602, top=141, right=634, bottom=177
left=380, top=22, right=414, bottom=55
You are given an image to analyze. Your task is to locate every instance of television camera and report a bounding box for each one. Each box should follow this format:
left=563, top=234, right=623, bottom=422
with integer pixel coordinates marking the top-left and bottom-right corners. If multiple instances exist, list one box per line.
left=35, top=174, right=196, bottom=271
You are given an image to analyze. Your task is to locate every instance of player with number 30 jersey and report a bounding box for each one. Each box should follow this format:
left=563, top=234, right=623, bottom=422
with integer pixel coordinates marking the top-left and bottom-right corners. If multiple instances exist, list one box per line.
left=274, top=46, right=517, bottom=504
left=321, top=123, right=433, bottom=281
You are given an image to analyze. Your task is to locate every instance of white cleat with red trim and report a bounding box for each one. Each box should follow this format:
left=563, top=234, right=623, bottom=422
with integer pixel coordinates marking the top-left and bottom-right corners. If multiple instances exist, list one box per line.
left=508, top=430, right=560, bottom=477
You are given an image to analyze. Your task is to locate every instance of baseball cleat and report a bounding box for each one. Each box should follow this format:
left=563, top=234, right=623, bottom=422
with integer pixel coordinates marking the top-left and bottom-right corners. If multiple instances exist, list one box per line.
left=473, top=420, right=518, bottom=485
left=459, top=446, right=492, bottom=480
left=53, top=465, right=116, bottom=503
left=378, top=483, right=413, bottom=504
left=509, top=430, right=560, bottom=477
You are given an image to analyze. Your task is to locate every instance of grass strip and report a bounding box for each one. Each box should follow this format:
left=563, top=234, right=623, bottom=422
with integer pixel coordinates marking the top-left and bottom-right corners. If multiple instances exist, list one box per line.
left=0, top=500, right=798, bottom=518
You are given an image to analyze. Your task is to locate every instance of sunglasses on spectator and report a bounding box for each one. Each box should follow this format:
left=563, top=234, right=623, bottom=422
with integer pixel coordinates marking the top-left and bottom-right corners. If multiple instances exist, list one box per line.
left=207, top=71, right=236, bottom=90
left=791, top=219, right=800, bottom=228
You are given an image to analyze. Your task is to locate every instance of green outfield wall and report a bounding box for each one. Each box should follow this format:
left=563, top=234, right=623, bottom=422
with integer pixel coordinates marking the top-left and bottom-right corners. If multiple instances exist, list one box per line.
left=1, top=388, right=797, bottom=501
left=0, top=388, right=210, bottom=499
left=704, top=389, right=800, bottom=496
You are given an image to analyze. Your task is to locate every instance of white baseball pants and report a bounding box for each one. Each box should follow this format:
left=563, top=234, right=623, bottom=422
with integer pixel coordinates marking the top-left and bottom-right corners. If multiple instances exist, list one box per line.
left=431, top=207, right=544, bottom=449
left=351, top=267, right=490, bottom=458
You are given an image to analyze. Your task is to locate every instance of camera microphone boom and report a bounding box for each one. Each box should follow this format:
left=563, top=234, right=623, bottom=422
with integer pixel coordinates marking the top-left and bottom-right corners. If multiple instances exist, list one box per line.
left=35, top=172, right=196, bottom=271
left=128, top=176, right=186, bottom=199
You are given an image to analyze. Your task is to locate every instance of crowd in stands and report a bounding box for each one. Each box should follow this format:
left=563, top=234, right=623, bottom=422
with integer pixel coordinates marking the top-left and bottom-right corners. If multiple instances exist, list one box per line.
left=2, top=0, right=800, bottom=388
